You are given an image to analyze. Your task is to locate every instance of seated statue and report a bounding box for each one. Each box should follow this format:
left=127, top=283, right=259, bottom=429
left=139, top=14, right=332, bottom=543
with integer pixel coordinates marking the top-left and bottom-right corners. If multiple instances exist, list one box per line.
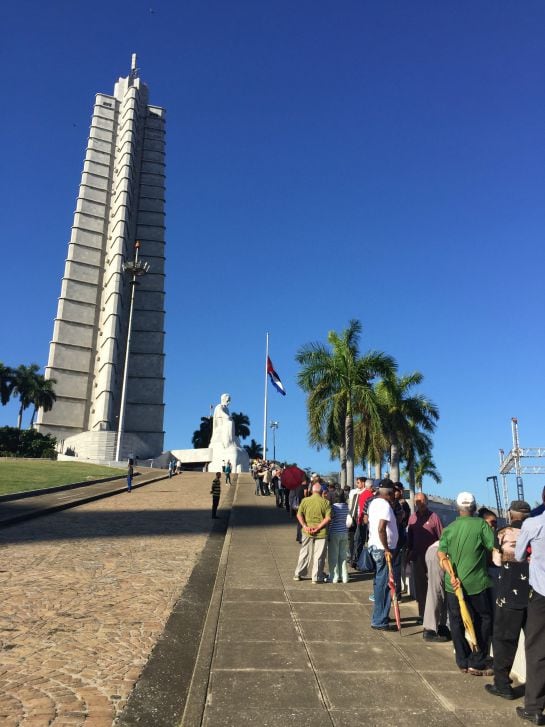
left=208, top=393, right=250, bottom=473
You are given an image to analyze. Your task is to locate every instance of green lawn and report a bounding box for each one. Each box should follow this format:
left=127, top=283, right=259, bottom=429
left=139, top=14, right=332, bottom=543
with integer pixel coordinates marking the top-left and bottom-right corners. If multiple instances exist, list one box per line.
left=0, top=460, right=124, bottom=496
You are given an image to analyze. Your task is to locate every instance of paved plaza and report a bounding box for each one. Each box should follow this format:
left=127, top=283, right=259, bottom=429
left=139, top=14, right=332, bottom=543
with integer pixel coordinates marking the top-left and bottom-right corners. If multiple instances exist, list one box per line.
left=183, top=476, right=526, bottom=727
left=0, top=472, right=222, bottom=726
left=0, top=471, right=530, bottom=726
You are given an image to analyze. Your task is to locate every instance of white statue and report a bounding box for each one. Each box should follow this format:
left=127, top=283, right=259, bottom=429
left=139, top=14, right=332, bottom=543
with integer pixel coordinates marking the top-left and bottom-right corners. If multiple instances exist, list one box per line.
left=210, top=393, right=238, bottom=449
left=208, top=393, right=250, bottom=473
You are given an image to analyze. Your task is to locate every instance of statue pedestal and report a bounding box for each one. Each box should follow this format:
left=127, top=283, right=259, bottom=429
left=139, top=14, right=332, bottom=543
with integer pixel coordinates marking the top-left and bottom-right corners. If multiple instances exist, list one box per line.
left=208, top=444, right=250, bottom=474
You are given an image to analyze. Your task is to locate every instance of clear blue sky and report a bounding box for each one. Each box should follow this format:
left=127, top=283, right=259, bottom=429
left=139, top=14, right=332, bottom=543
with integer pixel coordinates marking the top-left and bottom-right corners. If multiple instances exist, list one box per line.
left=2, top=0, right=544, bottom=507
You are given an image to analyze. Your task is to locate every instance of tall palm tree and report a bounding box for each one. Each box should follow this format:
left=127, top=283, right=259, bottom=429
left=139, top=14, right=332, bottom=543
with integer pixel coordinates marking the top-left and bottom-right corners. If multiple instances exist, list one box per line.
left=0, top=362, right=14, bottom=406
left=231, top=412, right=250, bottom=440
left=401, top=425, right=434, bottom=508
left=375, top=371, right=439, bottom=483
left=354, top=412, right=388, bottom=480
left=244, top=439, right=263, bottom=459
left=296, top=320, right=396, bottom=487
left=11, top=364, right=41, bottom=429
left=413, top=452, right=442, bottom=492
left=28, top=375, right=57, bottom=428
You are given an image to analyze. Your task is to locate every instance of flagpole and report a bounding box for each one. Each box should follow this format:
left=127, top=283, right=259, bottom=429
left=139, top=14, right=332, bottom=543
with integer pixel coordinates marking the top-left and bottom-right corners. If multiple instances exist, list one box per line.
left=263, top=332, right=269, bottom=460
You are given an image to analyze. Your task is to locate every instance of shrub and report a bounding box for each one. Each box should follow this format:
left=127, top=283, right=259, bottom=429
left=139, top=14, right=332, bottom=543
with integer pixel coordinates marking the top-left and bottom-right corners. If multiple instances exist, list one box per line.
left=0, top=427, right=57, bottom=459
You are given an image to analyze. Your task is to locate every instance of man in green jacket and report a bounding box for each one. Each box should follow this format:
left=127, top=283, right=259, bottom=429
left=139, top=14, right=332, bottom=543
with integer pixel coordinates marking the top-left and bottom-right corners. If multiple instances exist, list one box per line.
left=293, top=483, right=332, bottom=584
left=438, top=491, right=495, bottom=676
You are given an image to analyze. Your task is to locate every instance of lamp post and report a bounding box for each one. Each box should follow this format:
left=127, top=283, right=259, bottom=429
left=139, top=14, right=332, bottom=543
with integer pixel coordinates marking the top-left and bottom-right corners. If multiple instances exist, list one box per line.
left=270, top=420, right=279, bottom=462
left=115, top=241, right=150, bottom=462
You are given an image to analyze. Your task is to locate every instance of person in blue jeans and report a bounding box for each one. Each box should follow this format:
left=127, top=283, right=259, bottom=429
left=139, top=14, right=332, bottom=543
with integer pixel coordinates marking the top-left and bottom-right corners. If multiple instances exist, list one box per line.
left=367, top=481, right=399, bottom=630
left=127, top=460, right=134, bottom=493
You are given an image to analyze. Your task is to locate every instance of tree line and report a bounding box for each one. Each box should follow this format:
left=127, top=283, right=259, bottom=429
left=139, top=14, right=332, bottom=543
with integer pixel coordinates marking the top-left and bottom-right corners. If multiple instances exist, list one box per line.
left=296, top=319, right=441, bottom=505
left=192, top=412, right=263, bottom=459
left=0, top=363, right=57, bottom=429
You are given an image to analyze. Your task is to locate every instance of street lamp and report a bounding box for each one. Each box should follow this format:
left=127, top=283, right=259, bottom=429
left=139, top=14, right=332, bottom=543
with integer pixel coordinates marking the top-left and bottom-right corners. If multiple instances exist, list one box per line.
left=270, top=420, right=279, bottom=462
left=115, top=241, right=150, bottom=462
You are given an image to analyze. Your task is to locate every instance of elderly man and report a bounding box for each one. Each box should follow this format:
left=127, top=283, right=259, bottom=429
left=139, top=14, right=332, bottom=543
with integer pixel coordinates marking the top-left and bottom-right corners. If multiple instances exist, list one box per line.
left=407, top=493, right=443, bottom=625
left=514, top=501, right=545, bottom=725
left=485, top=501, right=531, bottom=701
left=438, top=491, right=494, bottom=675
left=293, top=483, right=332, bottom=584
left=423, top=541, right=448, bottom=642
left=367, top=479, right=398, bottom=630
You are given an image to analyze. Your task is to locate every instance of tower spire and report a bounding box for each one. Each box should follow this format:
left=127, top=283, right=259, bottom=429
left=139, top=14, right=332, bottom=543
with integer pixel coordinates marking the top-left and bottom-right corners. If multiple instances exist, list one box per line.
left=130, top=53, right=139, bottom=81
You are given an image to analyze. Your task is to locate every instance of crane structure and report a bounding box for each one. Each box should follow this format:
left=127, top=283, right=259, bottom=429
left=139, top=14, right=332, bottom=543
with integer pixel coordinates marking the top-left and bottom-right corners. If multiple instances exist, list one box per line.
left=499, top=418, right=545, bottom=514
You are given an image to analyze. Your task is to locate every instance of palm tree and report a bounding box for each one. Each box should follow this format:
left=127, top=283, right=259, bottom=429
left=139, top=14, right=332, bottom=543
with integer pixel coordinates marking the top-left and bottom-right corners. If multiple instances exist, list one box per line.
left=413, top=452, right=442, bottom=492
left=11, top=364, right=41, bottom=429
left=296, top=320, right=396, bottom=487
left=402, top=424, right=433, bottom=505
left=0, top=362, right=14, bottom=406
left=192, top=417, right=213, bottom=448
left=375, top=371, right=439, bottom=483
left=354, top=412, right=388, bottom=479
left=231, top=412, right=250, bottom=440
left=244, top=439, right=263, bottom=459
left=29, top=375, right=57, bottom=428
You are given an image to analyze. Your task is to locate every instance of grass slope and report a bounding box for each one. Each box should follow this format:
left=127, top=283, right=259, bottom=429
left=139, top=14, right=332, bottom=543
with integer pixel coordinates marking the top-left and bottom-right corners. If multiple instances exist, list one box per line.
left=0, top=460, right=123, bottom=496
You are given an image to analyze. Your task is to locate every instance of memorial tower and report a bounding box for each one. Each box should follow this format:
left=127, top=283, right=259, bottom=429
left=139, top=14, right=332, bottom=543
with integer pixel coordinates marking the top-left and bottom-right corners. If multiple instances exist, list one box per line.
left=36, top=55, right=166, bottom=460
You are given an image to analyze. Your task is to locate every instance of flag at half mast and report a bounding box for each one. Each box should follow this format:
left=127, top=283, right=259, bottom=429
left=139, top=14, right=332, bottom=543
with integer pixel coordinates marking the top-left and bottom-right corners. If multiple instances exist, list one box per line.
left=267, top=357, right=286, bottom=396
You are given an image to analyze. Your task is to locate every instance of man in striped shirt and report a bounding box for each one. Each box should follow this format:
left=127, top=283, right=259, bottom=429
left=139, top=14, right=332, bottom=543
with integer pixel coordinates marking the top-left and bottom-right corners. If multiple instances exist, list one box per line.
left=210, top=472, right=221, bottom=519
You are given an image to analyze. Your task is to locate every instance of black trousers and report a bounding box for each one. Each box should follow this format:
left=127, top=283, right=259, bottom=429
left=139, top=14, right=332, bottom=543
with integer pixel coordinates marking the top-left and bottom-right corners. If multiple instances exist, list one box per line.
left=525, top=589, right=545, bottom=714
left=492, top=605, right=526, bottom=689
left=446, top=590, right=492, bottom=670
left=351, top=523, right=367, bottom=564
left=212, top=495, right=220, bottom=518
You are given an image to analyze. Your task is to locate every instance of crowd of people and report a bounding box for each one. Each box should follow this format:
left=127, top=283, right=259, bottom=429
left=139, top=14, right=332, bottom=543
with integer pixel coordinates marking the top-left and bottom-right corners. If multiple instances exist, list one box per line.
left=246, top=465, right=545, bottom=726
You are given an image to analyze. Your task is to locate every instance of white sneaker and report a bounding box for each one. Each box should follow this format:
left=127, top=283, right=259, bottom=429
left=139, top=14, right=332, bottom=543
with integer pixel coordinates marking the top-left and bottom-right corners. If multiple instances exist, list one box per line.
left=293, top=575, right=302, bottom=581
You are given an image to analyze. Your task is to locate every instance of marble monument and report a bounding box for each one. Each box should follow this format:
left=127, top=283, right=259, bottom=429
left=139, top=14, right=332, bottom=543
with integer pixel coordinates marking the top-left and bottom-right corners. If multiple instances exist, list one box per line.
left=207, top=394, right=250, bottom=473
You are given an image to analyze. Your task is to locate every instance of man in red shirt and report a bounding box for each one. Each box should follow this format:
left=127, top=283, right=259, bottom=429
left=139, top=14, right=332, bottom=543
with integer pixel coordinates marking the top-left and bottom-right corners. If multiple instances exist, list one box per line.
left=407, top=493, right=443, bottom=625
left=353, top=478, right=375, bottom=563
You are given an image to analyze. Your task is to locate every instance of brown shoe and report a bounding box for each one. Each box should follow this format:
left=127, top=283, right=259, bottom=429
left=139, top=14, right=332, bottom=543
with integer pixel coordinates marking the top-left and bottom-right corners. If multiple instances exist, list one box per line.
left=467, top=667, right=494, bottom=676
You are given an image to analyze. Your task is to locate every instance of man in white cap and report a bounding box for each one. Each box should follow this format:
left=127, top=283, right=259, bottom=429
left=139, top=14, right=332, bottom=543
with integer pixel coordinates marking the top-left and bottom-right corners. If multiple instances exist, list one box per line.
left=437, top=491, right=495, bottom=675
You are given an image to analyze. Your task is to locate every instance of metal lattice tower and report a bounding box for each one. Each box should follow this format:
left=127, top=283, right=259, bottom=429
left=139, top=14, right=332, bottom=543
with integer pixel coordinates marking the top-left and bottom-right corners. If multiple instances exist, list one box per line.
left=499, top=418, right=545, bottom=512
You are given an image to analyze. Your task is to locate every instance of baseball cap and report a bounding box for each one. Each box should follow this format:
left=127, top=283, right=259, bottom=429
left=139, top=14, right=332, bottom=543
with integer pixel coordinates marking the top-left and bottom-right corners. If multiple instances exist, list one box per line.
left=456, top=491, right=476, bottom=508
left=509, top=500, right=531, bottom=514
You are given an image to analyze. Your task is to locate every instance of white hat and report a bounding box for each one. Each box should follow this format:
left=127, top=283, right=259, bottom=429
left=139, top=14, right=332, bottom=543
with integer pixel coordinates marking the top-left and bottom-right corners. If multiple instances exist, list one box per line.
left=456, top=491, right=476, bottom=508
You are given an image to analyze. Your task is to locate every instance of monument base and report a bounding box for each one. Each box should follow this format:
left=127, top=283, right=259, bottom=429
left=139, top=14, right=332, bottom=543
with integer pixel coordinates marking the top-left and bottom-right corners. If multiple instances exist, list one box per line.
left=208, top=444, right=250, bottom=474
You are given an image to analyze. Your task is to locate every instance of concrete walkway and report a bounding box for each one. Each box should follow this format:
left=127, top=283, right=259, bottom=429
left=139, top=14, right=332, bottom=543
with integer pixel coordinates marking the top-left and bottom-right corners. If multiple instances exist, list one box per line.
left=180, top=475, right=525, bottom=727
left=0, top=468, right=170, bottom=527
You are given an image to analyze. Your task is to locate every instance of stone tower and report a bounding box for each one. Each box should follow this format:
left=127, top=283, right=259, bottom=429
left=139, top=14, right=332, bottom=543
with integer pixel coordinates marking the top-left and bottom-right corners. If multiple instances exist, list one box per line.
left=36, top=55, right=166, bottom=460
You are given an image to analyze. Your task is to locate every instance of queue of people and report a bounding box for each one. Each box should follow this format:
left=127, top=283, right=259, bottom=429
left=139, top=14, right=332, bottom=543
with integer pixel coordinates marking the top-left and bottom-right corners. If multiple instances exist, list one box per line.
left=284, top=472, right=545, bottom=725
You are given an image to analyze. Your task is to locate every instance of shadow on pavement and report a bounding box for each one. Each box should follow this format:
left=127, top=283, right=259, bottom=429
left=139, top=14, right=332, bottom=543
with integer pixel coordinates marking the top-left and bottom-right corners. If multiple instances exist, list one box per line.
left=0, top=500, right=302, bottom=544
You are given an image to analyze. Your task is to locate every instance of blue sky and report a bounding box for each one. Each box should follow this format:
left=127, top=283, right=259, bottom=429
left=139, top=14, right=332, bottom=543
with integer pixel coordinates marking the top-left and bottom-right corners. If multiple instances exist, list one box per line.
left=1, top=0, right=544, bottom=507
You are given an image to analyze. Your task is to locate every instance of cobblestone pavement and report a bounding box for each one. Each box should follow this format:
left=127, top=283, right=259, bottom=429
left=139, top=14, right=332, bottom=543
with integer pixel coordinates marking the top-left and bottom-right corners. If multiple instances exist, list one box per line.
left=0, top=472, right=220, bottom=726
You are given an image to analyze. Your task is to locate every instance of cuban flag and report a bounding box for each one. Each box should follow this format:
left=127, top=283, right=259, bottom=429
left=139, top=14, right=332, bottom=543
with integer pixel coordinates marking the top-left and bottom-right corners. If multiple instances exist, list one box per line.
left=267, top=357, right=286, bottom=396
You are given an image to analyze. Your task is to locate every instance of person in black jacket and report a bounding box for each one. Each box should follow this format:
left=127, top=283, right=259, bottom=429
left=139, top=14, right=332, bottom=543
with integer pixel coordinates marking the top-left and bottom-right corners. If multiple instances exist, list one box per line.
left=485, top=500, right=531, bottom=700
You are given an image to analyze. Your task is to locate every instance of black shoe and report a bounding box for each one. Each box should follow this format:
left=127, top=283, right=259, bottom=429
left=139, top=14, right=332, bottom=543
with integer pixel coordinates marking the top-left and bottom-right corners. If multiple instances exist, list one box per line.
left=485, top=683, right=515, bottom=700
left=516, top=707, right=545, bottom=725
left=371, top=624, right=395, bottom=632
left=423, top=629, right=447, bottom=643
